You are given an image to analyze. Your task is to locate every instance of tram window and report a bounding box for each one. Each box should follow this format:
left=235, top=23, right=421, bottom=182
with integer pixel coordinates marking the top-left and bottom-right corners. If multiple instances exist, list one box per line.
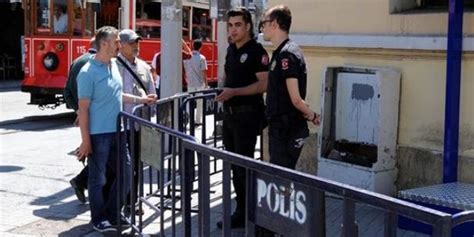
left=25, top=1, right=32, bottom=36
left=97, top=0, right=120, bottom=28
left=183, top=7, right=190, bottom=40
left=72, top=0, right=83, bottom=35
left=192, top=8, right=211, bottom=41
left=136, top=0, right=161, bottom=39
left=53, top=0, right=68, bottom=34
left=85, top=2, right=100, bottom=36
left=36, top=0, right=51, bottom=33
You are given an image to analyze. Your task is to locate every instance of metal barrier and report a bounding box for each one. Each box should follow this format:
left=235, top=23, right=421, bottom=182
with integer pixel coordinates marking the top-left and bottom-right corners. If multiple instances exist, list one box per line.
left=114, top=91, right=474, bottom=237
left=116, top=90, right=226, bottom=236
left=180, top=140, right=474, bottom=237
left=117, top=110, right=196, bottom=236
left=180, top=88, right=263, bottom=178
left=179, top=88, right=264, bottom=158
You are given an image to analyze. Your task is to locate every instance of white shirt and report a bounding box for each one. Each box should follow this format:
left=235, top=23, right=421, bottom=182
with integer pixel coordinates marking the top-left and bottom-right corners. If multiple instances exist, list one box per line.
left=54, top=13, right=68, bottom=33
left=117, top=54, right=154, bottom=114
left=183, top=50, right=207, bottom=88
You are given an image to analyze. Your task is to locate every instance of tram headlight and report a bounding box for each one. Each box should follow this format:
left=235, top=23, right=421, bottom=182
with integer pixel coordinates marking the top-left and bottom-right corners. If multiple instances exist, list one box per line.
left=55, top=43, right=64, bottom=52
left=42, top=52, right=59, bottom=71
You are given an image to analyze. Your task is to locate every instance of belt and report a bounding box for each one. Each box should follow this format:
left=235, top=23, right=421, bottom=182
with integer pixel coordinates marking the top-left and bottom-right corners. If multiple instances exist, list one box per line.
left=268, top=112, right=304, bottom=123
left=224, top=105, right=260, bottom=115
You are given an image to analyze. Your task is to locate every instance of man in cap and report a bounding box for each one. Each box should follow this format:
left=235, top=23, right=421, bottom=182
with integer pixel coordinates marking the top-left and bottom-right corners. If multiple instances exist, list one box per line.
left=117, top=29, right=157, bottom=215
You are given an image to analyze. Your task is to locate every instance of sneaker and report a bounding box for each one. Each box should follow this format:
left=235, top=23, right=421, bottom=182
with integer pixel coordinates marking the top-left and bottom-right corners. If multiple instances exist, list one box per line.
left=92, top=220, right=116, bottom=233
left=216, top=214, right=245, bottom=229
left=69, top=178, right=86, bottom=203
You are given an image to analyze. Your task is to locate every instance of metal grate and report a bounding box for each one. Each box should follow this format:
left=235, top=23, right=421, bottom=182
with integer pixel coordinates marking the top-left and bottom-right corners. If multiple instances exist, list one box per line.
left=399, top=182, right=474, bottom=210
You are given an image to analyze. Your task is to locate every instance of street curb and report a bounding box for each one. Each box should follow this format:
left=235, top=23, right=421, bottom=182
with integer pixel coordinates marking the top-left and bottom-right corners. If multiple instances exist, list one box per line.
left=0, top=80, right=22, bottom=91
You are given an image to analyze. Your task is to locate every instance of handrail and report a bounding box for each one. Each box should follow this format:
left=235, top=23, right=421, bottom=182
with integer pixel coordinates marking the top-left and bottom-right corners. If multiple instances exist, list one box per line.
left=182, top=140, right=453, bottom=224
left=179, top=92, right=219, bottom=113
left=117, top=90, right=474, bottom=236
left=120, top=111, right=195, bottom=142
left=452, top=210, right=474, bottom=226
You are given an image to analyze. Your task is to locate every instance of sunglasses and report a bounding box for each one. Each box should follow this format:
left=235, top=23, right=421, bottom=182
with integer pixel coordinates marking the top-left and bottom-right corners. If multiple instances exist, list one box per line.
left=258, top=19, right=273, bottom=33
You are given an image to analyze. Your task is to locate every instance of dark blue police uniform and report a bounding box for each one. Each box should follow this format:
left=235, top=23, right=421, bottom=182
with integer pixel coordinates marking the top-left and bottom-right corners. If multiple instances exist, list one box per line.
left=266, top=39, right=309, bottom=169
left=223, top=39, right=268, bottom=220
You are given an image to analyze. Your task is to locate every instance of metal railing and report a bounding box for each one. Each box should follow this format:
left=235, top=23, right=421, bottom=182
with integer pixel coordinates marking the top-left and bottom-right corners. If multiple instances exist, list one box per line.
left=117, top=110, right=196, bottom=236
left=181, top=141, right=474, bottom=237
left=116, top=89, right=227, bottom=236
left=113, top=91, right=474, bottom=236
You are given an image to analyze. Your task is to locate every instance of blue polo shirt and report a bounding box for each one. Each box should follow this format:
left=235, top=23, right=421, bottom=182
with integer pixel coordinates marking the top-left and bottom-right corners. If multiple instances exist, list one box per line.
left=77, top=58, right=123, bottom=135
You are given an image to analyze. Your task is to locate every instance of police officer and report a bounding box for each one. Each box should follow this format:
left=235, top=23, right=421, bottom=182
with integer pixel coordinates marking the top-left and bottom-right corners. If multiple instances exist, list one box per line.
left=215, top=8, right=269, bottom=229
left=261, top=5, right=320, bottom=169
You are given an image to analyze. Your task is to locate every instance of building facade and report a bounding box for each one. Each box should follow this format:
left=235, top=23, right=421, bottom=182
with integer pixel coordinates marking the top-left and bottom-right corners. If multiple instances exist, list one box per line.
left=264, top=0, right=473, bottom=192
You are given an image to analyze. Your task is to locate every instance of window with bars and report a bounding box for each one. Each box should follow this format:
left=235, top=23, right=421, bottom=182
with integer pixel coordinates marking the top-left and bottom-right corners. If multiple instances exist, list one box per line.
left=421, top=0, right=474, bottom=9
left=390, top=0, right=473, bottom=13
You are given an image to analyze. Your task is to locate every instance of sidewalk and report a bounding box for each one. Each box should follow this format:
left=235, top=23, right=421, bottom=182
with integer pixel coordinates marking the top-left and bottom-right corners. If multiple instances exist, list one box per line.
left=0, top=100, right=240, bottom=237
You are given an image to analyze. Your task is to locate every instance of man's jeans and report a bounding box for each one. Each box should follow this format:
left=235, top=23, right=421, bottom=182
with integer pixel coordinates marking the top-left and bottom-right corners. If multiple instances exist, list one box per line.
left=88, top=132, right=131, bottom=225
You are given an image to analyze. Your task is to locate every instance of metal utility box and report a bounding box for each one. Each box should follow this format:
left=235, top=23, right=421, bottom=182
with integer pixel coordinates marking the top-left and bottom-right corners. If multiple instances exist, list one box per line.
left=317, top=66, right=401, bottom=195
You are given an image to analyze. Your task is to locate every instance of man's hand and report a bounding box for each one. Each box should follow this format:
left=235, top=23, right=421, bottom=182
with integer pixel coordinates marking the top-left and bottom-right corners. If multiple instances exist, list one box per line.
left=146, top=94, right=158, bottom=104
left=215, top=88, right=236, bottom=102
left=141, top=94, right=157, bottom=105
left=73, top=115, right=80, bottom=127
left=304, top=112, right=321, bottom=126
left=76, top=141, right=92, bottom=161
left=313, top=113, right=321, bottom=126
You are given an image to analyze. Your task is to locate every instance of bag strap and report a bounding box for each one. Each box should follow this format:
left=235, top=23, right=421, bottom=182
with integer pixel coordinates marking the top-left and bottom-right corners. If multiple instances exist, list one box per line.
left=117, top=56, right=148, bottom=94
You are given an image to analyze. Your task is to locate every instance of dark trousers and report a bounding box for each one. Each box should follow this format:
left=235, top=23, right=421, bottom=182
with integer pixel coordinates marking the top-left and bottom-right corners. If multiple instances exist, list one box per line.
left=88, top=132, right=131, bottom=225
left=73, top=162, right=114, bottom=195
left=126, top=130, right=141, bottom=207
left=257, top=114, right=309, bottom=236
left=268, top=114, right=309, bottom=169
left=222, top=110, right=262, bottom=217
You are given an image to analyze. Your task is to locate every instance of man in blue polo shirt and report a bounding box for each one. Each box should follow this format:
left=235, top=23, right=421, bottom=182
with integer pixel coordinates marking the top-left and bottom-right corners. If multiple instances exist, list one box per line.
left=76, top=26, right=130, bottom=233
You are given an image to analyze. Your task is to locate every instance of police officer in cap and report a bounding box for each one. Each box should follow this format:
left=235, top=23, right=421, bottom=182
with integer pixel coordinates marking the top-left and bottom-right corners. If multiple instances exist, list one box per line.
left=215, top=7, right=269, bottom=229
left=261, top=5, right=320, bottom=170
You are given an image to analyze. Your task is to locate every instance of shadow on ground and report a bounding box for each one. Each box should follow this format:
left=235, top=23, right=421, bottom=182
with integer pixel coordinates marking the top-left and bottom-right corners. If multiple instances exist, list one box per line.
left=0, top=112, right=75, bottom=132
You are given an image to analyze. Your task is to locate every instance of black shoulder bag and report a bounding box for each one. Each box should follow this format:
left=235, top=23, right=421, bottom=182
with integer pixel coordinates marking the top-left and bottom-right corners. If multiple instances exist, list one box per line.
left=116, top=56, right=148, bottom=94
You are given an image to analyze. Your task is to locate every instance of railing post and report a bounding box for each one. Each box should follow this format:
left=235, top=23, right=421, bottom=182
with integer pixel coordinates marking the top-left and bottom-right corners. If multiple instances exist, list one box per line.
left=171, top=134, right=177, bottom=236
left=198, top=154, right=211, bottom=237
left=181, top=146, right=194, bottom=237
left=384, top=211, right=397, bottom=237
left=433, top=216, right=452, bottom=237
left=222, top=160, right=232, bottom=236
left=341, top=198, right=358, bottom=237
left=116, top=116, right=123, bottom=237
left=314, top=190, right=326, bottom=237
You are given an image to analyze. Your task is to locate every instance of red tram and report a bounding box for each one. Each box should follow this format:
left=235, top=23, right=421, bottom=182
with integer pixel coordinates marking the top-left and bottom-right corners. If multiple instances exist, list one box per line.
left=21, top=0, right=218, bottom=107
